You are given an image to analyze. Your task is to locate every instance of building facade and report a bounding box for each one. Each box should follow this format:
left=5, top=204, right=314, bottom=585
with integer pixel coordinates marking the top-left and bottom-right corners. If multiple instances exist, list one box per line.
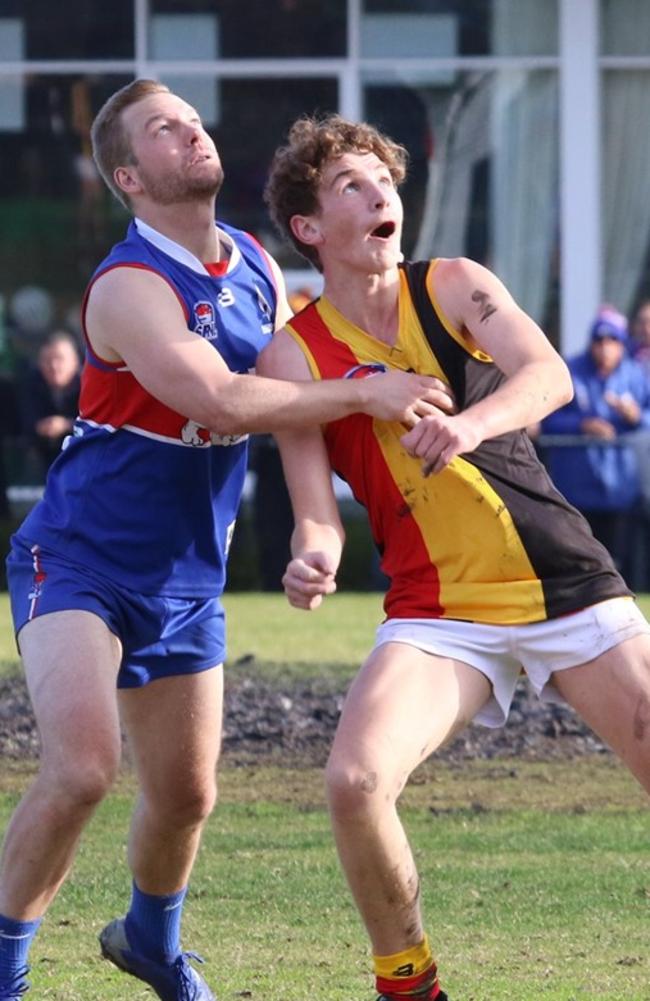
left=0, top=0, right=648, bottom=356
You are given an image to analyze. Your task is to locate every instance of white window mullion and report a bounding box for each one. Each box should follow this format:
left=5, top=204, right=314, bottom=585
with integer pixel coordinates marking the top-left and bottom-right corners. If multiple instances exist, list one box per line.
left=559, top=0, right=601, bottom=355
left=134, top=0, right=149, bottom=77
left=340, top=0, right=361, bottom=120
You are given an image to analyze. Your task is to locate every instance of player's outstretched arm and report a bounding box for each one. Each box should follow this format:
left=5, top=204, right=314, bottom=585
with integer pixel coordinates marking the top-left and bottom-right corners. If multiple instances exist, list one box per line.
left=86, top=267, right=450, bottom=435
left=402, top=257, right=574, bottom=474
left=258, top=331, right=344, bottom=610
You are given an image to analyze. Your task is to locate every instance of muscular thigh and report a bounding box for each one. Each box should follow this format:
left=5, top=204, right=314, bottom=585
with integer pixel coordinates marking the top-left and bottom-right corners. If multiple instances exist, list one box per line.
left=551, top=632, right=650, bottom=791
left=119, top=667, right=224, bottom=798
left=331, top=642, right=491, bottom=782
left=18, top=610, right=123, bottom=766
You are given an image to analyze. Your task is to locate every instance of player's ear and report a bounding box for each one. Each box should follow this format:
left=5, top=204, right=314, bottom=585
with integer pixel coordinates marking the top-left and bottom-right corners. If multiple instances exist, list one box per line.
left=290, top=214, right=323, bottom=247
left=114, top=165, right=143, bottom=198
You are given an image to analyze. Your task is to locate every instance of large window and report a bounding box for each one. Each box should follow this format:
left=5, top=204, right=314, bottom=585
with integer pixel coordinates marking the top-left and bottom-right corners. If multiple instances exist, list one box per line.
left=0, top=0, right=566, bottom=348
left=361, top=0, right=558, bottom=58
left=601, top=69, right=650, bottom=315
left=0, top=0, right=134, bottom=59
left=364, top=68, right=560, bottom=338
left=601, top=0, right=650, bottom=56
left=600, top=2, right=650, bottom=318
left=150, top=0, right=347, bottom=59
left=0, top=75, right=131, bottom=316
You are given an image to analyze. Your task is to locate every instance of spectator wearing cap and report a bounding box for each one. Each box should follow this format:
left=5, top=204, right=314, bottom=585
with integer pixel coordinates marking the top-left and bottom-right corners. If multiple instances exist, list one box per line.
left=541, top=305, right=650, bottom=588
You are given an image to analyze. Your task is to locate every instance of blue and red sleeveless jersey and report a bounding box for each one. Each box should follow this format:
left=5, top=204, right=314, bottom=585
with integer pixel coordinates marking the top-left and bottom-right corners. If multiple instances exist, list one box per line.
left=16, top=218, right=277, bottom=597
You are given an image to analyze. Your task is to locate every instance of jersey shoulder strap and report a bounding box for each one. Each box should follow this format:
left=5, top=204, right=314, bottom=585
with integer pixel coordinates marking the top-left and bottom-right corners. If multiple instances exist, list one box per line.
left=400, top=259, right=470, bottom=404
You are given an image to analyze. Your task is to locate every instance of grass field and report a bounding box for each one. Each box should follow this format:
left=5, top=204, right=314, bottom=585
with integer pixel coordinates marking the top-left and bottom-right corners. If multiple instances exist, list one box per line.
left=0, top=592, right=648, bottom=1000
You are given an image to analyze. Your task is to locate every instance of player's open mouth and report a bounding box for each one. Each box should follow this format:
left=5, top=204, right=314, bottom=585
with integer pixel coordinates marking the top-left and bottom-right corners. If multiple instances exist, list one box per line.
left=370, top=221, right=396, bottom=239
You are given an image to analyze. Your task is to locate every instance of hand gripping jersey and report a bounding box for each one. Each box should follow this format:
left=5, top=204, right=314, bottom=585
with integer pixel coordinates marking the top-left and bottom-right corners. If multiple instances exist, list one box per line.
left=17, top=218, right=277, bottom=597
left=286, top=259, right=629, bottom=625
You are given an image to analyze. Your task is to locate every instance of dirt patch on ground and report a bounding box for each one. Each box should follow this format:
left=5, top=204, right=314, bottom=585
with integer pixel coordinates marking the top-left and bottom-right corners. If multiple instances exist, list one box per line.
left=0, top=663, right=611, bottom=767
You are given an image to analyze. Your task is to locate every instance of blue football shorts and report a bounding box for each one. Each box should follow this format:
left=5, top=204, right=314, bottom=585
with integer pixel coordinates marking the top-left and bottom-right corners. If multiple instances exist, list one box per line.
left=374, top=597, right=650, bottom=727
left=6, top=538, right=225, bottom=688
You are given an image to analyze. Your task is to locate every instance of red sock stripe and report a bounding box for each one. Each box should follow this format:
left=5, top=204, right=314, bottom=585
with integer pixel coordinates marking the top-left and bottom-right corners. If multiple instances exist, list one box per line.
left=376, top=964, right=439, bottom=997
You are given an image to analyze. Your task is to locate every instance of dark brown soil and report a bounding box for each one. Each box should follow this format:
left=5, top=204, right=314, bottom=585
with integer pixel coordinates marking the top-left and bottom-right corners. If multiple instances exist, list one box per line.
left=0, top=662, right=611, bottom=767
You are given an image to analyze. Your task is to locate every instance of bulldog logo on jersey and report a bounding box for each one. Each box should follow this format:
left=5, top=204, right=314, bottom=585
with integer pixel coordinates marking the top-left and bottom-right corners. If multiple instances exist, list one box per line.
left=343, top=362, right=388, bottom=379
left=193, top=300, right=218, bottom=341
left=180, top=418, right=248, bottom=448
left=181, top=419, right=211, bottom=447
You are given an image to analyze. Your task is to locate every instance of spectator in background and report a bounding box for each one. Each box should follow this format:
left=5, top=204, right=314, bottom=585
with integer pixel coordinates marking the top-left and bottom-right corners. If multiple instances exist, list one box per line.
left=542, top=305, right=650, bottom=588
left=19, top=330, right=81, bottom=478
left=629, top=298, right=650, bottom=371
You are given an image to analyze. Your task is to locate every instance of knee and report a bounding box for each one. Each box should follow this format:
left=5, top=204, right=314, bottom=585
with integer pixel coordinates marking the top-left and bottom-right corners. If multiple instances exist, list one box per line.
left=325, top=756, right=393, bottom=823
left=149, top=777, right=218, bottom=829
left=42, top=753, right=119, bottom=815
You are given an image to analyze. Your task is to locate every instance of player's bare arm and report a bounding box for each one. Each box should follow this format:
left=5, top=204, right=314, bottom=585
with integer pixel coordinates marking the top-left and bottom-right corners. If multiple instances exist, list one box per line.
left=86, top=268, right=453, bottom=435
left=402, top=257, right=573, bottom=474
left=258, top=331, right=345, bottom=610
left=277, top=429, right=343, bottom=611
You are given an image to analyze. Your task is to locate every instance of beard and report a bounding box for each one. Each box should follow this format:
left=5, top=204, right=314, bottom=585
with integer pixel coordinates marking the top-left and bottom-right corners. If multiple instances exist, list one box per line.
left=137, top=159, right=225, bottom=205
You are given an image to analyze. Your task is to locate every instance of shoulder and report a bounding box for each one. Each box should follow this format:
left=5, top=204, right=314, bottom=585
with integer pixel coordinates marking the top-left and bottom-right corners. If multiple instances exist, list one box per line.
left=257, top=327, right=313, bottom=380
left=430, top=256, right=492, bottom=287
left=427, top=257, right=508, bottom=330
left=94, top=221, right=148, bottom=269
left=428, top=256, right=502, bottom=307
left=89, top=262, right=182, bottom=303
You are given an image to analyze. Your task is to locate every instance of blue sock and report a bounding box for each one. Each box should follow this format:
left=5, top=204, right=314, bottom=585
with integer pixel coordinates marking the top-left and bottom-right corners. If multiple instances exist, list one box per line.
left=0, top=914, right=41, bottom=984
left=124, top=882, right=188, bottom=965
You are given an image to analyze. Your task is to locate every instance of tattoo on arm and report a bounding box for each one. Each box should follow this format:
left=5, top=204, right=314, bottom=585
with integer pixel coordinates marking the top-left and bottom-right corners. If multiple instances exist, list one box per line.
left=471, top=289, right=498, bottom=323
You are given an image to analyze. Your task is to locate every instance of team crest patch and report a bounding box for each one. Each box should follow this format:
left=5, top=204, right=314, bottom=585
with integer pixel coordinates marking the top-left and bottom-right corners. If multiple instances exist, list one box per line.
left=254, top=283, right=274, bottom=335
left=343, top=362, right=388, bottom=379
left=193, top=300, right=218, bottom=340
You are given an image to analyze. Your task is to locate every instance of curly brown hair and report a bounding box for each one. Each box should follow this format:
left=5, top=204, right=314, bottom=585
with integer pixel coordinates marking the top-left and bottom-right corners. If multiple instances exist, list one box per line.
left=264, top=114, right=408, bottom=271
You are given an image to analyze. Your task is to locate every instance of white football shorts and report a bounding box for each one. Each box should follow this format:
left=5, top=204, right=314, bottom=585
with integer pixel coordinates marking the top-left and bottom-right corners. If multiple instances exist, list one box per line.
left=373, top=597, right=650, bottom=727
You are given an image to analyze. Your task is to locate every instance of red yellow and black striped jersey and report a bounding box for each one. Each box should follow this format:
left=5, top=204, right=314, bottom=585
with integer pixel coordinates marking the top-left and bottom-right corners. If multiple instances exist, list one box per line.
left=285, top=259, right=629, bottom=625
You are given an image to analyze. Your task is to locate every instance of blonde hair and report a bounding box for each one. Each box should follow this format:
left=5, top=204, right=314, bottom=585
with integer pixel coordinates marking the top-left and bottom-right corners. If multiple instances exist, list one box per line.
left=91, top=79, right=170, bottom=209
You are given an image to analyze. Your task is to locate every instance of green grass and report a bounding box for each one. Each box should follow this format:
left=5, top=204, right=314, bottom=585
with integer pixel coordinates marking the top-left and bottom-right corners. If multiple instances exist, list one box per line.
left=222, top=591, right=383, bottom=663
left=0, top=592, right=649, bottom=999
left=0, top=760, right=646, bottom=1001
left=0, top=590, right=387, bottom=680
left=0, top=593, right=16, bottom=672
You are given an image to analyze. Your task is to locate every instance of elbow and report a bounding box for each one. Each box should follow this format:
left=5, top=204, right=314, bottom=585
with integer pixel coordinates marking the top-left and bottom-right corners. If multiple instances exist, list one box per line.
left=558, top=365, right=574, bottom=406
left=208, top=409, right=249, bottom=437
left=205, top=379, right=251, bottom=437
left=547, top=360, right=573, bottom=410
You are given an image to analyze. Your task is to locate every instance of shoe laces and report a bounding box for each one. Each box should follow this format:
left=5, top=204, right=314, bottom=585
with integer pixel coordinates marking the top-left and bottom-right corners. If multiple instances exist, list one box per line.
left=172, top=952, right=205, bottom=1001
left=0, top=966, right=29, bottom=998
